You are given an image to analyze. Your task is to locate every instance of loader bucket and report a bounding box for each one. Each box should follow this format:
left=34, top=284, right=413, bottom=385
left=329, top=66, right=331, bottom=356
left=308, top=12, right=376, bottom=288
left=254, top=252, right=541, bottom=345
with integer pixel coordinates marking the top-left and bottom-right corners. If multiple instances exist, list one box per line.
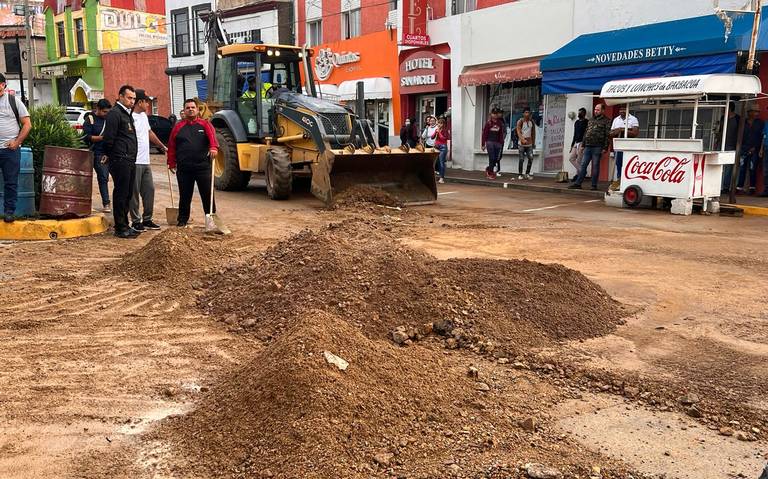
left=311, top=147, right=439, bottom=207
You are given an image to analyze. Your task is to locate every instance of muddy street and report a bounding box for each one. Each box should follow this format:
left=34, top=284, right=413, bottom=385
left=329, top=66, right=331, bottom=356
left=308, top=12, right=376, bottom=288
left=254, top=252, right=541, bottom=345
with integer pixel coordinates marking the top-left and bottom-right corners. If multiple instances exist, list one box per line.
left=1, top=159, right=767, bottom=478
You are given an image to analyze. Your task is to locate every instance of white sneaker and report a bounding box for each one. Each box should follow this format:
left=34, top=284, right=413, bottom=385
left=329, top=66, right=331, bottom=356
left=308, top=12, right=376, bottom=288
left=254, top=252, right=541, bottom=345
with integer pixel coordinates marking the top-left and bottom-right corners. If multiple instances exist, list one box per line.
left=438, top=178, right=445, bottom=184
left=526, top=174, right=534, bottom=180
left=518, top=175, right=524, bottom=180
left=496, top=172, right=502, bottom=177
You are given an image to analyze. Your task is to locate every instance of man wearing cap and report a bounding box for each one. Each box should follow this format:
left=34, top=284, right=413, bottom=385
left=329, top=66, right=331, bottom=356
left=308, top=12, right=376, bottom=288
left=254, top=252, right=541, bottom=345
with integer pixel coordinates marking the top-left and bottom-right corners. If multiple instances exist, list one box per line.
left=129, top=89, right=167, bottom=231
left=0, top=72, right=31, bottom=223
left=609, top=106, right=640, bottom=190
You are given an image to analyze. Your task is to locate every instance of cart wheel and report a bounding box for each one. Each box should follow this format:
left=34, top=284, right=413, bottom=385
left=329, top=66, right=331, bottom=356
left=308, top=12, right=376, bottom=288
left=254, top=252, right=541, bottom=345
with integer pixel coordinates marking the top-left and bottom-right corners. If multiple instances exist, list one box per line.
left=623, top=185, right=643, bottom=208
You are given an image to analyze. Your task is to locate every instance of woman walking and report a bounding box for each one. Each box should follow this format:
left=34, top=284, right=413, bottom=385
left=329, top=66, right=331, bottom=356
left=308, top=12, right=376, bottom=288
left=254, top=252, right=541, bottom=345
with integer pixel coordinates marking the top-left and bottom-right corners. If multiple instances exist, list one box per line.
left=432, top=117, right=450, bottom=184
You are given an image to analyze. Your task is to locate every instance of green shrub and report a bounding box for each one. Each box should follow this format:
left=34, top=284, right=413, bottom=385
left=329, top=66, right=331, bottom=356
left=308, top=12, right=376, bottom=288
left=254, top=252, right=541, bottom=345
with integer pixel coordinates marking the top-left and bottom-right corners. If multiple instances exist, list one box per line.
left=23, top=105, right=84, bottom=208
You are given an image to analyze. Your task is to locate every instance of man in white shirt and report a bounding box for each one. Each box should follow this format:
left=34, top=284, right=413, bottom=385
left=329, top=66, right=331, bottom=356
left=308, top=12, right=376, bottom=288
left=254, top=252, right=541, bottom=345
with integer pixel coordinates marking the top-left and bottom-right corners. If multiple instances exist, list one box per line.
left=610, top=106, right=639, bottom=189
left=129, top=89, right=167, bottom=231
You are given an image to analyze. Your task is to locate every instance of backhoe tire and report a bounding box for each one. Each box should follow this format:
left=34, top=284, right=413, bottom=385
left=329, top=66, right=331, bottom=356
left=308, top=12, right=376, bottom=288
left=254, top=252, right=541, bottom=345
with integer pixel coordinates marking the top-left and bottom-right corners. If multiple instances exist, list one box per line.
left=214, top=128, right=251, bottom=191
left=266, top=146, right=292, bottom=200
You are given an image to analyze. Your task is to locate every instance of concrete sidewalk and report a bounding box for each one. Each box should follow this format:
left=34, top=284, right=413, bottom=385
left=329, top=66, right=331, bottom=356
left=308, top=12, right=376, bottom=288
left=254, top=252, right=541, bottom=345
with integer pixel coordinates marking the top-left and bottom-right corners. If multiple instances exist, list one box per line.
left=443, top=168, right=768, bottom=216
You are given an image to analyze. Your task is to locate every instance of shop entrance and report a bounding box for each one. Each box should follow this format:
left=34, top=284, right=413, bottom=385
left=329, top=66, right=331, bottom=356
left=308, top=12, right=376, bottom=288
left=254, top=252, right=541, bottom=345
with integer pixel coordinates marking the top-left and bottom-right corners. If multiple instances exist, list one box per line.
left=418, top=94, right=448, bottom=130
left=365, top=99, right=390, bottom=146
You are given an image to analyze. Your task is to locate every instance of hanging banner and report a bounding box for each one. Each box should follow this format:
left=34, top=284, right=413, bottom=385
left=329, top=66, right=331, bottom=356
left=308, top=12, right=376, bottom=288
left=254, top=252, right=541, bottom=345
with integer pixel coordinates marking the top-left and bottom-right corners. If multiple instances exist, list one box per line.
left=542, top=94, right=566, bottom=172
left=98, top=7, right=166, bottom=52
left=400, top=0, right=429, bottom=46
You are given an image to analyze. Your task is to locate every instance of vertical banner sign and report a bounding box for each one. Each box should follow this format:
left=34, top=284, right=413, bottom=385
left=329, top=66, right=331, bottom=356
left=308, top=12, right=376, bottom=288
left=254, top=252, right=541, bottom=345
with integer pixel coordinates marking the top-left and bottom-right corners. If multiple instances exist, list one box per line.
left=543, top=94, right=567, bottom=171
left=402, top=0, right=430, bottom=46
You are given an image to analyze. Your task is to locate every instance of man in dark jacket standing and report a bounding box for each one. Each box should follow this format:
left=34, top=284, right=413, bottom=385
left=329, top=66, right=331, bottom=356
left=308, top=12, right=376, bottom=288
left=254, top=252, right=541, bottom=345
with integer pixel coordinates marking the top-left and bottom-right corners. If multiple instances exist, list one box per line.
left=569, top=103, right=611, bottom=190
left=102, top=85, right=139, bottom=238
left=167, top=98, right=218, bottom=227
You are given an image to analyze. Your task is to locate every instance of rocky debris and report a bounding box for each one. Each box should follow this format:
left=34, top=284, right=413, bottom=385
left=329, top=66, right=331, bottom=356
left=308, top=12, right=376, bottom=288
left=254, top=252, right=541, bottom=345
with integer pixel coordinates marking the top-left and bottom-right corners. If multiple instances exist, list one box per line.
left=735, top=431, right=756, bottom=442
left=475, top=382, right=491, bottom=392
left=525, top=463, right=562, bottom=479
left=679, top=393, right=700, bottom=405
left=519, top=417, right=537, bottom=433
left=331, top=185, right=404, bottom=210
left=323, top=351, right=349, bottom=371
left=373, top=451, right=394, bottom=467
left=200, top=221, right=627, bottom=355
left=103, top=228, right=240, bottom=284
left=685, top=406, right=703, bottom=418
left=467, top=366, right=479, bottom=378
left=718, top=427, right=734, bottom=436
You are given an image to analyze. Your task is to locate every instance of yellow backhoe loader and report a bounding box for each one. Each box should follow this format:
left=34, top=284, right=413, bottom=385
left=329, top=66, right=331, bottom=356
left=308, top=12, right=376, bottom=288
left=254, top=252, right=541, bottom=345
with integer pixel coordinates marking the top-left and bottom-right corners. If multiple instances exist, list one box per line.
left=202, top=12, right=438, bottom=206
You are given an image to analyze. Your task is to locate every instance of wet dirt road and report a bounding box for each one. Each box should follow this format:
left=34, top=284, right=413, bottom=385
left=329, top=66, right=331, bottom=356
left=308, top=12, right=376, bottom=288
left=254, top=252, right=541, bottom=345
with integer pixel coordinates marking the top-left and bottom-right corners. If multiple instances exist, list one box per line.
left=1, top=158, right=767, bottom=478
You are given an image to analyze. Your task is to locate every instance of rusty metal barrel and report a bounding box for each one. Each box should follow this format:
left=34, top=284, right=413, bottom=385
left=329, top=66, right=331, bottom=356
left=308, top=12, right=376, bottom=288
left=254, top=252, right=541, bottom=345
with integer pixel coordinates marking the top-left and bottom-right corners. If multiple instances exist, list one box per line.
left=39, top=146, right=94, bottom=218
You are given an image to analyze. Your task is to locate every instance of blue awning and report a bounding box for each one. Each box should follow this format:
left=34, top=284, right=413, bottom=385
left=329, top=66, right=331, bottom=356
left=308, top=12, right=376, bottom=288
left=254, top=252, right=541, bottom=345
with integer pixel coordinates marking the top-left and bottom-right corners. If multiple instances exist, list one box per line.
left=543, top=53, right=737, bottom=94
left=542, top=9, right=766, bottom=94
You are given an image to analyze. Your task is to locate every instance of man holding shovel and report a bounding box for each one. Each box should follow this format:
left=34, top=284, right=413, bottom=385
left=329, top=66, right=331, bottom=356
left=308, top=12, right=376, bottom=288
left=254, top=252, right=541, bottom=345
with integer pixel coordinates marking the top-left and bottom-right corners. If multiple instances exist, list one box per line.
left=166, top=99, right=218, bottom=228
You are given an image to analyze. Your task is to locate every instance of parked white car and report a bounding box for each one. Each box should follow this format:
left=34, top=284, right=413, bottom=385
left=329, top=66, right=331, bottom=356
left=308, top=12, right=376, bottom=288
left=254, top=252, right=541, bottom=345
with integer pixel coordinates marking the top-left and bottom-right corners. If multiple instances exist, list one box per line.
left=65, top=106, right=88, bottom=132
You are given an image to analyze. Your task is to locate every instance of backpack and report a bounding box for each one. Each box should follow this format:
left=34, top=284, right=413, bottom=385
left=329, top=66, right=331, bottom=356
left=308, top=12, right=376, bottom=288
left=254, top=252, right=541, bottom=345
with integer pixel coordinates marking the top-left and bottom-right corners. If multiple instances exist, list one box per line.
left=8, top=93, right=20, bottom=126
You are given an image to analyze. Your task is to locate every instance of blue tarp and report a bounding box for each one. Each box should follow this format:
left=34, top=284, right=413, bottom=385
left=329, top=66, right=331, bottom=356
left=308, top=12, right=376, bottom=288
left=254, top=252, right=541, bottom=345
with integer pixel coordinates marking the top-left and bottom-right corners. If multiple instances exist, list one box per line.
left=542, top=8, right=766, bottom=94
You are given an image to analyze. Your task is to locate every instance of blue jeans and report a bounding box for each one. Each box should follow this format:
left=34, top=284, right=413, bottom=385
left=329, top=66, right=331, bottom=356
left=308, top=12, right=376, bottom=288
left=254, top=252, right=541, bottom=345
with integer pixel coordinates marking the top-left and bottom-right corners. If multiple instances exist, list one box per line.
left=93, top=154, right=110, bottom=206
left=437, top=144, right=447, bottom=178
left=0, top=148, right=21, bottom=215
left=737, top=149, right=759, bottom=189
left=575, top=146, right=603, bottom=188
left=615, top=151, right=624, bottom=180
left=722, top=164, right=733, bottom=193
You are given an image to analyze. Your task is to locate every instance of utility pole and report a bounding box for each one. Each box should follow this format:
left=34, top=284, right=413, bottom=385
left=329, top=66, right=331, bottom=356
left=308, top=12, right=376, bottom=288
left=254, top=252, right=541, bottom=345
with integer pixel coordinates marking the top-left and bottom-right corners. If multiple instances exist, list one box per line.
left=24, top=0, right=34, bottom=107
left=15, top=34, right=25, bottom=103
left=728, top=0, right=761, bottom=204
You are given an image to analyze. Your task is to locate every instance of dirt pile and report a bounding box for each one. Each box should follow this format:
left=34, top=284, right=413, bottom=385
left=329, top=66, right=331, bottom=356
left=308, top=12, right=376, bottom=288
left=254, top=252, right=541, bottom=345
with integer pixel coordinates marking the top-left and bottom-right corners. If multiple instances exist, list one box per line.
left=332, top=185, right=404, bottom=209
left=202, top=220, right=626, bottom=353
left=104, top=228, right=241, bottom=283
left=152, top=310, right=629, bottom=479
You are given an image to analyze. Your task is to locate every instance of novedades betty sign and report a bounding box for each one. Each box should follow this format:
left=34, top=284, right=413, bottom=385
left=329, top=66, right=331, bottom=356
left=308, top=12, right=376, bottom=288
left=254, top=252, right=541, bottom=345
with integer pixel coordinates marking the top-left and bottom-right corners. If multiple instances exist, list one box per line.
left=586, top=45, right=687, bottom=66
left=314, top=48, right=361, bottom=81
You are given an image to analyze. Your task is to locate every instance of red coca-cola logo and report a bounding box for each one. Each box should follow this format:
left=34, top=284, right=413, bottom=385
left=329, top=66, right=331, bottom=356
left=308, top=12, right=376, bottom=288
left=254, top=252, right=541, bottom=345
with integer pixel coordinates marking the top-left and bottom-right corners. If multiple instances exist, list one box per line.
left=624, top=155, right=690, bottom=183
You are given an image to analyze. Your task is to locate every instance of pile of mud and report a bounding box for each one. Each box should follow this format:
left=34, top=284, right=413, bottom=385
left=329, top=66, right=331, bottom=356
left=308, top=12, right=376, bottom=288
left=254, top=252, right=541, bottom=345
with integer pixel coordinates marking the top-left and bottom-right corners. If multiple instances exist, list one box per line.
left=104, top=229, right=241, bottom=283
left=332, top=185, right=404, bottom=209
left=152, top=310, right=629, bottom=479
left=202, top=220, right=626, bottom=353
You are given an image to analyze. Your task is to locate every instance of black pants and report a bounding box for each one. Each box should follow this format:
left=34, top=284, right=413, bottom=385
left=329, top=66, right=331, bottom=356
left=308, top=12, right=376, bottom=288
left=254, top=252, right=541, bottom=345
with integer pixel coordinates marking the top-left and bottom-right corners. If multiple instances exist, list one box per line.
left=176, top=163, right=215, bottom=223
left=108, top=158, right=136, bottom=233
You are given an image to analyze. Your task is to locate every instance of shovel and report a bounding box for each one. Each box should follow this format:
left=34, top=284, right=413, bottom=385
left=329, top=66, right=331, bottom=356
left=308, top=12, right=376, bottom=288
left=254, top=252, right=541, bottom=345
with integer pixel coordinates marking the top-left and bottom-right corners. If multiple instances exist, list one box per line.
left=205, top=155, right=231, bottom=235
left=166, top=168, right=179, bottom=226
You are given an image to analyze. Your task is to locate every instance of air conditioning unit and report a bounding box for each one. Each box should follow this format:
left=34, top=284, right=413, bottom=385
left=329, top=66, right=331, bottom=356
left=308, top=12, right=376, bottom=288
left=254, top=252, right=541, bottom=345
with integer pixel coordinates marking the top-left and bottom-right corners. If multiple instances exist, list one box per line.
left=385, top=9, right=398, bottom=30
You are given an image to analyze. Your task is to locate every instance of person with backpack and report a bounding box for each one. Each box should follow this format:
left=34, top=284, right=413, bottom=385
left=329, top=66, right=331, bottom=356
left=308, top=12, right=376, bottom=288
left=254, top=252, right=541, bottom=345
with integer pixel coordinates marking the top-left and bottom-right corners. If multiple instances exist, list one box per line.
left=0, top=72, right=32, bottom=223
left=82, top=99, right=112, bottom=212
left=516, top=107, right=536, bottom=180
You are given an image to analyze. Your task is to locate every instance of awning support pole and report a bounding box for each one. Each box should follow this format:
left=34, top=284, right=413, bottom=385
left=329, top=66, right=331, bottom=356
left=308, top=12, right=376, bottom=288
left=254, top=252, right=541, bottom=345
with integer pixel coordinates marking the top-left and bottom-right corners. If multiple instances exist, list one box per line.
left=691, top=98, right=699, bottom=140
left=721, top=94, right=730, bottom=152
left=653, top=102, right=660, bottom=139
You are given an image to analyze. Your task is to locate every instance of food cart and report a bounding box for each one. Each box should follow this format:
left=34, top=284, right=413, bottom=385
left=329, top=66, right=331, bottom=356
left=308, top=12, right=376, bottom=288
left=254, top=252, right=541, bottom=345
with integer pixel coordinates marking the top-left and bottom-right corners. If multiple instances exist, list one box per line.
left=600, top=74, right=762, bottom=215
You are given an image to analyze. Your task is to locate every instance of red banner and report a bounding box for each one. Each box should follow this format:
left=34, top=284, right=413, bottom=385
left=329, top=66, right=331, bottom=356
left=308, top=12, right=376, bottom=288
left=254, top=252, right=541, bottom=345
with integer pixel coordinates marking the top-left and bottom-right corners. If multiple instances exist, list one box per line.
left=401, top=0, right=430, bottom=46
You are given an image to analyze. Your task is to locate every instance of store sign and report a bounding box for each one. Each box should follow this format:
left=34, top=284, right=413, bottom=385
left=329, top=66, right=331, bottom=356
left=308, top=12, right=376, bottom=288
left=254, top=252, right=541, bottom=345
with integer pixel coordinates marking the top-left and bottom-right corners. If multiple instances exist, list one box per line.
left=542, top=94, right=566, bottom=172
left=625, top=155, right=690, bottom=184
left=586, top=45, right=687, bottom=66
left=99, top=7, right=166, bottom=52
left=314, top=48, right=361, bottom=81
left=401, top=0, right=430, bottom=46
left=601, top=75, right=705, bottom=98
left=399, top=51, right=448, bottom=94
left=40, top=65, right=67, bottom=77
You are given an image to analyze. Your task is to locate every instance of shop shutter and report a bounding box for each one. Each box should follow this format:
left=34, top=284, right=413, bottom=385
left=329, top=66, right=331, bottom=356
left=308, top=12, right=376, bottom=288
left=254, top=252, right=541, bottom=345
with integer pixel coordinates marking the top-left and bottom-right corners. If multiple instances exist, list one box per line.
left=170, top=75, right=185, bottom=117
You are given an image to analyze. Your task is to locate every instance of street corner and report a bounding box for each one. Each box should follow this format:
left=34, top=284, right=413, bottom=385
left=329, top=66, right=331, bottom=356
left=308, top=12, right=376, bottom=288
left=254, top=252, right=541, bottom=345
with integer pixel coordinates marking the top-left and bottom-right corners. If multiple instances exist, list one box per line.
left=0, top=214, right=110, bottom=241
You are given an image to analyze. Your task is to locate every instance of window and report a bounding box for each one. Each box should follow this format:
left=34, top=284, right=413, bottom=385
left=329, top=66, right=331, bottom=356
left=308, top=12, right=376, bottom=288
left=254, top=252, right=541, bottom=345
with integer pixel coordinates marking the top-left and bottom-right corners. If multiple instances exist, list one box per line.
left=452, top=0, right=476, bottom=15
left=171, top=8, right=190, bottom=56
left=306, top=19, right=322, bottom=46
left=486, top=80, right=543, bottom=150
left=341, top=8, right=361, bottom=39
left=56, top=22, right=66, bottom=57
left=390, top=0, right=398, bottom=11
left=74, top=18, right=85, bottom=54
left=191, top=5, right=209, bottom=54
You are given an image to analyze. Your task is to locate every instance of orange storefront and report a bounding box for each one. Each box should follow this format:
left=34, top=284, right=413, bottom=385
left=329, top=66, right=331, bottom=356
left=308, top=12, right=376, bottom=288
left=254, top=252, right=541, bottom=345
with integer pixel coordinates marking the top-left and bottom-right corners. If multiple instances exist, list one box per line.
left=311, top=30, right=401, bottom=146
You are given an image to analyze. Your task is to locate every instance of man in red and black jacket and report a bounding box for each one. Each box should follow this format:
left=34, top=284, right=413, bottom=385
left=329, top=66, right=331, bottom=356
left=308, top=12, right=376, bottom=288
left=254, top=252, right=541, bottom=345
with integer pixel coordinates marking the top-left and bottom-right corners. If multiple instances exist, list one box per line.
left=166, top=99, right=218, bottom=227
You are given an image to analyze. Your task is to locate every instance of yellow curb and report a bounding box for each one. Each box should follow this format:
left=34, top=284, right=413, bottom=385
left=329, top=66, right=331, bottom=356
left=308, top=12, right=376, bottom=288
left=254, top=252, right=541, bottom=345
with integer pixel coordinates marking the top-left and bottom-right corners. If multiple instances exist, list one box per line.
left=0, top=214, right=110, bottom=241
left=723, top=204, right=768, bottom=217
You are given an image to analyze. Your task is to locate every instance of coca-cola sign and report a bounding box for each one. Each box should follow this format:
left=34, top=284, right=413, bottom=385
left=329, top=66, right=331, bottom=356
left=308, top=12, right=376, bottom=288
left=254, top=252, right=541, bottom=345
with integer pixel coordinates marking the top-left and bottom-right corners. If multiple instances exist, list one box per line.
left=625, top=155, right=690, bottom=184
